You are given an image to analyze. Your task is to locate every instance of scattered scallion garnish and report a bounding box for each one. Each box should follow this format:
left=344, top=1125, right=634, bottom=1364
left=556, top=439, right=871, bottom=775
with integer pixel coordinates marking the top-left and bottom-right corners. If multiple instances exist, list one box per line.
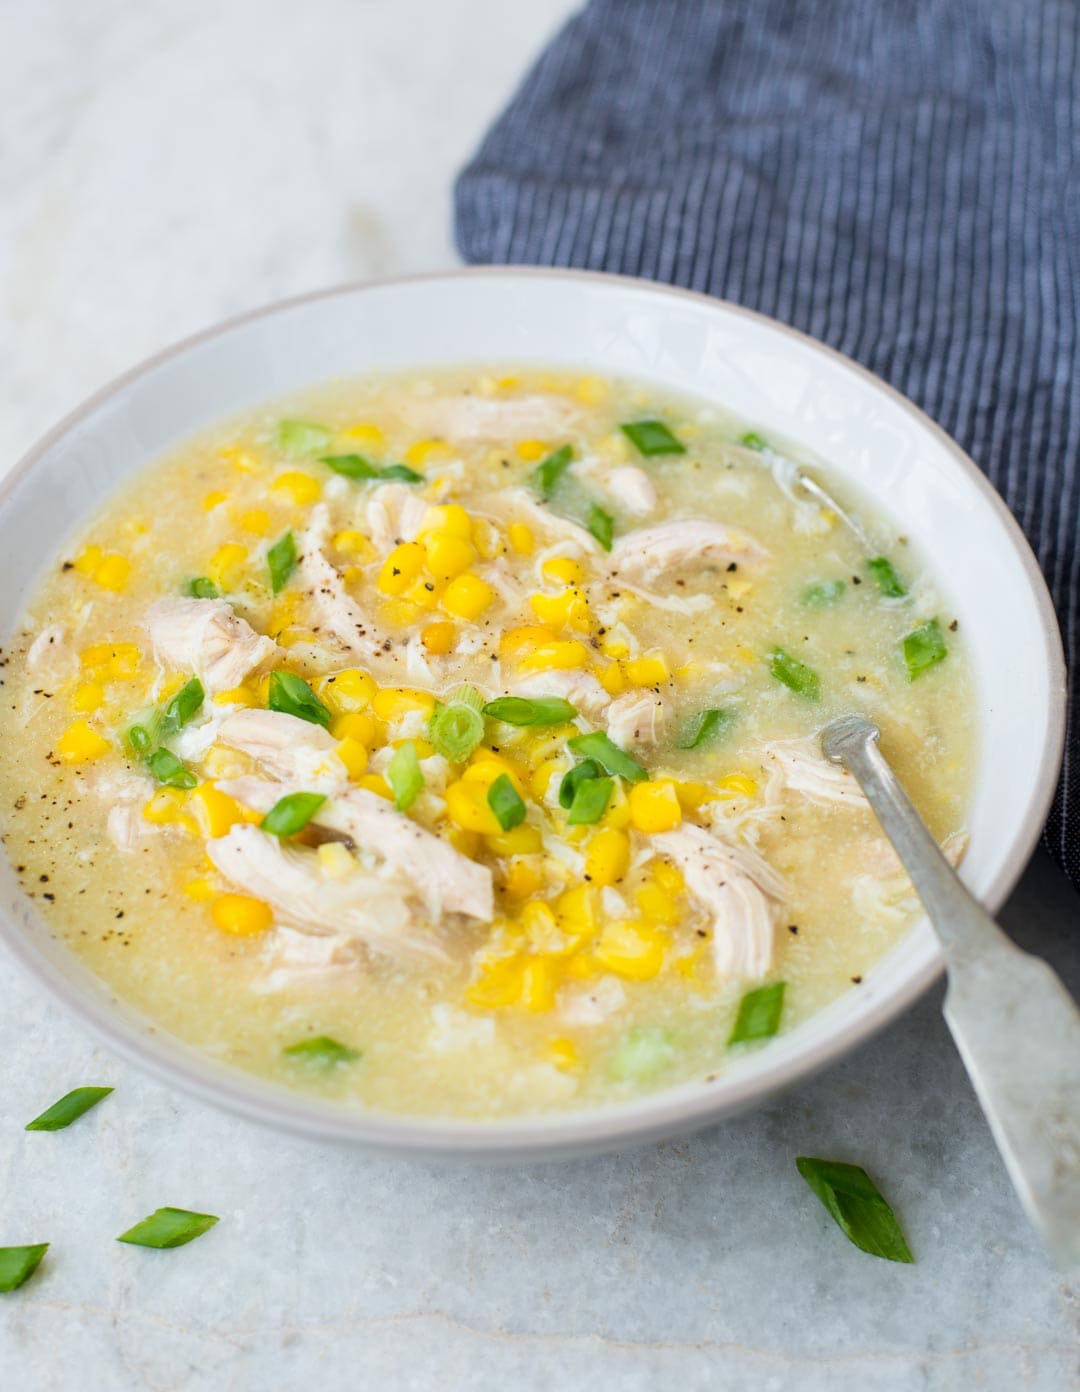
left=0, top=1244, right=49, bottom=1292
left=729, top=982, right=786, bottom=1044
left=482, top=696, right=577, bottom=727
left=117, top=1208, right=219, bottom=1250
left=487, top=772, right=526, bottom=831
left=609, top=1027, right=676, bottom=1081
left=801, top=579, right=846, bottom=608
left=567, top=731, right=649, bottom=782
left=321, top=455, right=424, bottom=484
left=567, top=775, right=613, bottom=826
left=903, top=618, right=947, bottom=680
left=276, top=419, right=332, bottom=456
left=867, top=556, right=908, bottom=598
left=25, top=1086, right=114, bottom=1133
left=268, top=671, right=331, bottom=727
left=283, top=1035, right=361, bottom=1067
left=161, top=677, right=204, bottom=734
left=619, top=421, right=686, bottom=457
left=738, top=431, right=768, bottom=451
left=585, top=502, right=615, bottom=551
left=261, top=792, right=326, bottom=838
left=183, top=577, right=219, bottom=599
left=146, top=748, right=197, bottom=790
left=267, top=530, right=297, bottom=595
left=676, top=707, right=736, bottom=750
left=529, top=443, right=573, bottom=499
left=429, top=687, right=486, bottom=761
left=558, top=759, right=602, bottom=809
left=795, top=1158, right=914, bottom=1263
left=379, top=463, right=425, bottom=483
left=769, top=648, right=821, bottom=700
left=387, top=740, right=423, bottom=811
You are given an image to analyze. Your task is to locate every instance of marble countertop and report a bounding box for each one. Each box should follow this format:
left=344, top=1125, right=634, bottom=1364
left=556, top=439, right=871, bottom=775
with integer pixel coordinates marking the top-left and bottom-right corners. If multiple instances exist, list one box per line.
left=1, top=3, right=1077, bottom=1388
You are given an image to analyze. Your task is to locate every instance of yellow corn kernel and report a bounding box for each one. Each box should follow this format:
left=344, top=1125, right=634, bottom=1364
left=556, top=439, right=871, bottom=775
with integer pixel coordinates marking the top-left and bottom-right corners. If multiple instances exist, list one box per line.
left=213, top=685, right=259, bottom=708
left=635, top=882, right=681, bottom=927
left=546, top=1036, right=581, bottom=1071
left=554, top=885, right=598, bottom=933
left=600, top=632, right=631, bottom=660
left=448, top=826, right=482, bottom=859
left=211, top=893, right=274, bottom=937
left=419, top=504, right=472, bottom=540
left=576, top=375, right=609, bottom=406
left=628, top=780, right=683, bottom=834
left=220, top=445, right=260, bottom=472
left=57, top=720, right=110, bottom=763
left=625, top=651, right=670, bottom=686
left=502, top=624, right=557, bottom=657
left=466, top=954, right=524, bottom=1009
left=734, top=645, right=756, bottom=665
left=424, top=530, right=476, bottom=582
left=469, top=518, right=501, bottom=561
left=465, top=751, right=528, bottom=795
left=405, top=438, right=452, bottom=466
left=486, top=824, right=543, bottom=857
left=190, top=782, right=258, bottom=838
left=81, top=643, right=133, bottom=677
left=377, top=541, right=425, bottom=596
left=530, top=759, right=562, bottom=801
left=399, top=578, right=438, bottom=612
left=516, top=439, right=548, bottom=462
left=445, top=779, right=501, bottom=834
left=330, top=711, right=378, bottom=746
left=541, top=556, right=585, bottom=587
left=331, top=530, right=373, bottom=564
left=92, top=554, right=131, bottom=592
left=503, top=859, right=545, bottom=899
left=653, top=859, right=684, bottom=895
left=717, top=773, right=758, bottom=799
left=73, top=544, right=104, bottom=576
left=674, top=780, right=714, bottom=813
left=584, top=827, right=630, bottom=887
left=202, top=744, right=245, bottom=779
left=421, top=620, right=456, bottom=655
left=342, top=422, right=385, bottom=449
left=529, top=588, right=591, bottom=633
left=208, top=543, right=247, bottom=590
left=520, top=900, right=560, bottom=945
left=597, top=661, right=626, bottom=696
left=277, top=626, right=320, bottom=650
left=519, top=956, right=558, bottom=1011
left=317, top=842, right=358, bottom=879
left=380, top=595, right=421, bottom=631
left=594, top=921, right=666, bottom=980
left=395, top=735, right=434, bottom=759
left=272, top=471, right=322, bottom=505
left=320, top=669, right=376, bottom=714
left=441, top=573, right=494, bottom=620
left=202, top=490, right=228, bottom=511
left=239, top=508, right=271, bottom=535
left=726, top=578, right=752, bottom=600
left=496, top=375, right=521, bottom=391
left=600, top=781, right=632, bottom=830
left=330, top=736, right=366, bottom=780
left=563, top=952, right=601, bottom=981
left=356, top=773, right=393, bottom=800
left=184, top=878, right=217, bottom=902
left=141, top=787, right=190, bottom=825
left=508, top=522, right=534, bottom=556
left=517, top=639, right=589, bottom=672
left=71, top=682, right=104, bottom=714
left=372, top=687, right=436, bottom=720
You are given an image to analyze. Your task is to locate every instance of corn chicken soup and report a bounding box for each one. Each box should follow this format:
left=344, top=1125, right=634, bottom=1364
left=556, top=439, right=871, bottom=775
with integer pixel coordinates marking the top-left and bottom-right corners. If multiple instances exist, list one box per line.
left=0, top=370, right=973, bottom=1117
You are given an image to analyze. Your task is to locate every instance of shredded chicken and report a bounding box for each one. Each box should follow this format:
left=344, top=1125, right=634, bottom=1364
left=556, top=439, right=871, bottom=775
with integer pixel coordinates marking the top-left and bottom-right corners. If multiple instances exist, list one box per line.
left=761, top=734, right=871, bottom=810
left=364, top=483, right=427, bottom=551
left=557, top=975, right=627, bottom=1027
left=409, top=394, right=578, bottom=444
left=26, top=623, right=69, bottom=676
left=610, top=519, right=767, bottom=584
left=510, top=668, right=611, bottom=723
left=496, top=489, right=601, bottom=554
left=606, top=690, right=668, bottom=747
left=652, top=824, right=785, bottom=978
left=145, top=598, right=278, bottom=695
left=575, top=460, right=657, bottom=517
left=298, top=505, right=401, bottom=674
left=216, top=708, right=347, bottom=792
left=255, top=925, right=366, bottom=992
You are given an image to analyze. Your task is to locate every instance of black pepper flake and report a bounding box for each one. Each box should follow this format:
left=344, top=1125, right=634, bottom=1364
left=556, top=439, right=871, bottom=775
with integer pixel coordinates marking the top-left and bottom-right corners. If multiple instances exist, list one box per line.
left=61, top=561, right=74, bottom=571
left=851, top=975, right=863, bottom=984
left=852, top=575, right=862, bottom=584
left=949, top=619, right=959, bottom=632
left=726, top=562, right=738, bottom=572
left=788, top=924, right=799, bottom=934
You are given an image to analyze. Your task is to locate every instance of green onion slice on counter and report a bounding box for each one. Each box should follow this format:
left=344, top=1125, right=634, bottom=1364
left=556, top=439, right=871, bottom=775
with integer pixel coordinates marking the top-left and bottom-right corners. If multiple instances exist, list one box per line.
left=0, top=1244, right=49, bottom=1292
left=117, top=1209, right=220, bottom=1250
left=795, top=1158, right=914, bottom=1263
left=25, top=1086, right=113, bottom=1132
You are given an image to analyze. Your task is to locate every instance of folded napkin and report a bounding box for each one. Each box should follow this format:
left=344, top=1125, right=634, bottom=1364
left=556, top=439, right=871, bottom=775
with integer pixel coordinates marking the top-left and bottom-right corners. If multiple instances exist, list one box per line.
left=456, top=0, right=1080, bottom=885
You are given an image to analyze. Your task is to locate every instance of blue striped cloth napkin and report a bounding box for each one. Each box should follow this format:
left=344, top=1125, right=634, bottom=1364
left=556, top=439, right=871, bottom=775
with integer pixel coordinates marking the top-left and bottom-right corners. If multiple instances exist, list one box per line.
left=455, top=0, right=1080, bottom=885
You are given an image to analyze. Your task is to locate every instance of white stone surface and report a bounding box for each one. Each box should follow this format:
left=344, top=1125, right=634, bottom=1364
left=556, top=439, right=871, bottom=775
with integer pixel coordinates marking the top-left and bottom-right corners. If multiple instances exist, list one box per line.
left=0, top=2, right=1077, bottom=1388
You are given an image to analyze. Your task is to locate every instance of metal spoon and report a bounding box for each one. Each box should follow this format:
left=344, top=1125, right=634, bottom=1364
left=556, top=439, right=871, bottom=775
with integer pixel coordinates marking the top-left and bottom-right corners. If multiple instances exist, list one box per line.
left=821, top=715, right=1080, bottom=1266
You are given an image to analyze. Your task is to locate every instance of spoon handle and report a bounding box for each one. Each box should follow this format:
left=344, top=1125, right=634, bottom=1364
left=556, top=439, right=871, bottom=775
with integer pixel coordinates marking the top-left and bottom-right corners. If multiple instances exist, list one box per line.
left=822, top=716, right=1080, bottom=1267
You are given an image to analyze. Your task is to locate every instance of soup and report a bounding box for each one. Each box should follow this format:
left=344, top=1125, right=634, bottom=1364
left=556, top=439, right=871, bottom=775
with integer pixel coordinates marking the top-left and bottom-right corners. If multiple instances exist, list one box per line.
left=0, top=369, right=974, bottom=1117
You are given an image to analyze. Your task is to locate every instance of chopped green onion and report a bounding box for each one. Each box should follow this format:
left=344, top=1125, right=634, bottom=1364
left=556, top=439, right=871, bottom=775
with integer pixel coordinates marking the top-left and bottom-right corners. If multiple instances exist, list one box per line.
left=729, top=982, right=786, bottom=1044
left=529, top=443, right=573, bottom=499
left=739, top=431, right=768, bottom=451
left=146, top=748, right=197, bottom=789
left=117, top=1208, right=219, bottom=1250
left=321, top=453, right=379, bottom=480
left=903, top=618, right=947, bottom=680
left=261, top=792, right=326, bottom=838
left=482, top=696, right=577, bottom=726
left=161, top=677, right=204, bottom=734
left=379, top=463, right=425, bottom=483
left=429, top=691, right=486, bottom=762
left=567, top=731, right=649, bottom=782
left=676, top=707, right=736, bottom=750
left=567, top=775, right=613, bottom=826
left=585, top=502, right=615, bottom=550
left=769, top=648, right=821, bottom=700
left=183, top=577, right=219, bottom=599
left=609, top=1027, right=676, bottom=1081
left=284, top=1035, right=361, bottom=1067
left=267, top=531, right=297, bottom=595
left=558, top=759, right=602, bottom=809
left=276, top=419, right=332, bottom=456
left=620, top=420, right=686, bottom=457
left=487, top=772, right=526, bottom=831
left=268, top=671, right=331, bottom=727
left=0, top=1244, right=49, bottom=1292
left=795, top=1158, right=914, bottom=1263
left=126, top=722, right=157, bottom=757
left=867, top=556, right=908, bottom=598
left=801, top=579, right=846, bottom=608
left=26, top=1086, right=113, bottom=1132
left=387, top=740, right=424, bottom=811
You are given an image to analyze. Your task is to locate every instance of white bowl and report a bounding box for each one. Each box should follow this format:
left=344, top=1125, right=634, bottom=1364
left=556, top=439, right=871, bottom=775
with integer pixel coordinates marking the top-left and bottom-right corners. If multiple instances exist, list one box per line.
left=0, top=270, right=1065, bottom=1159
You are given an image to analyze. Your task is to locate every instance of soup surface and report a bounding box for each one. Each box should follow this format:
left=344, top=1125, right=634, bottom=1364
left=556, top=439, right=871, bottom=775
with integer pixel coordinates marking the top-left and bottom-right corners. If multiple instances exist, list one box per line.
left=0, top=368, right=974, bottom=1117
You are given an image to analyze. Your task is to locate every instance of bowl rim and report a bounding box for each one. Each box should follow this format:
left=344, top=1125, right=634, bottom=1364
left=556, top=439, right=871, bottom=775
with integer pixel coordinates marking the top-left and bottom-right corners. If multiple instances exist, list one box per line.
left=0, top=266, right=1067, bottom=1157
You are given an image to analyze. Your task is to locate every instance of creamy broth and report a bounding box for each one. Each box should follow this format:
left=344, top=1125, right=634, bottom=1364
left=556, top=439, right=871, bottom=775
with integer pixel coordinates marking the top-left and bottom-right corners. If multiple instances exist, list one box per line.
left=0, top=369, right=974, bottom=1117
